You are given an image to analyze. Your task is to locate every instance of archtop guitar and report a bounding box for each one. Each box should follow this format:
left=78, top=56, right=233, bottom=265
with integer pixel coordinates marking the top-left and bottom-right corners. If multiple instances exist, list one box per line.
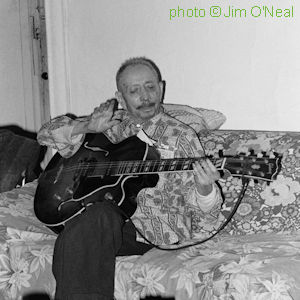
left=34, top=133, right=281, bottom=233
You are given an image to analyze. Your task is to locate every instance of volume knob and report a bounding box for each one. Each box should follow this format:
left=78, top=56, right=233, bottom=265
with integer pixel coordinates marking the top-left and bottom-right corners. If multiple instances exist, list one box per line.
left=104, top=192, right=114, bottom=201
left=53, top=194, right=62, bottom=201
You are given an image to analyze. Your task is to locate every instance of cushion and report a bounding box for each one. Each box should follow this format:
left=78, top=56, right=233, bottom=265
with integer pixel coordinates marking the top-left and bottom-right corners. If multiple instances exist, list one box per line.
left=192, top=130, right=300, bottom=236
left=0, top=130, right=42, bottom=192
left=162, top=103, right=226, bottom=132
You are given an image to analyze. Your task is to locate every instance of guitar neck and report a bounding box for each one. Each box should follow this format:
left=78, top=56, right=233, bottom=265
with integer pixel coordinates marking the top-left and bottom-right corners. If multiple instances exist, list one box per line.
left=88, top=157, right=224, bottom=177
left=86, top=154, right=281, bottom=182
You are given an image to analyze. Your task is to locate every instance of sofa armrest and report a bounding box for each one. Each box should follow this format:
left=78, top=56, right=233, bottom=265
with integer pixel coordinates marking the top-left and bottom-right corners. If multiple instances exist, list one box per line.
left=0, top=129, right=44, bottom=192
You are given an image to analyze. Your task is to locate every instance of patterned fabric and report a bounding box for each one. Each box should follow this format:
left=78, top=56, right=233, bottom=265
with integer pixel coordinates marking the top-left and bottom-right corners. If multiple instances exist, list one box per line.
left=37, top=104, right=226, bottom=158
left=198, top=130, right=300, bottom=235
left=0, top=181, right=56, bottom=300
left=162, top=103, right=226, bottom=132
left=37, top=109, right=223, bottom=245
left=0, top=130, right=300, bottom=299
left=114, top=232, right=300, bottom=300
left=37, top=115, right=85, bottom=158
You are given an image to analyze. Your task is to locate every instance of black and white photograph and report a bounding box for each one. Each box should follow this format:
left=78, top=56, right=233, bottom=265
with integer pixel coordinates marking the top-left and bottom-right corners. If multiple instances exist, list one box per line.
left=0, top=0, right=299, bottom=299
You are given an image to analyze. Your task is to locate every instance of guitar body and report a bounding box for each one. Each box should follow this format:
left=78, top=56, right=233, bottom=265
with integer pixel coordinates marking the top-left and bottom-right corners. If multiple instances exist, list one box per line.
left=34, top=131, right=281, bottom=234
left=34, top=133, right=160, bottom=233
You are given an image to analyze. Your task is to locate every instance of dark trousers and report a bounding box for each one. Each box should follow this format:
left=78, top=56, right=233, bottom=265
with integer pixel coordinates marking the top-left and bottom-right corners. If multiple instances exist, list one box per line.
left=52, top=200, right=153, bottom=300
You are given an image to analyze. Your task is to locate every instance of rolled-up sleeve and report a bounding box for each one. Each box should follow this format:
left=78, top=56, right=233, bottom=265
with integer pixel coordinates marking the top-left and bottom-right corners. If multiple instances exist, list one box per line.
left=178, top=128, right=224, bottom=238
left=37, top=116, right=86, bottom=158
left=177, top=129, right=222, bottom=209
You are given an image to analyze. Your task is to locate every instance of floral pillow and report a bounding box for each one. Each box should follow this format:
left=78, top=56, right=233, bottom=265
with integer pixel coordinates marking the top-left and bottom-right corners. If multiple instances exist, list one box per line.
left=162, top=103, right=226, bottom=132
left=194, top=130, right=300, bottom=236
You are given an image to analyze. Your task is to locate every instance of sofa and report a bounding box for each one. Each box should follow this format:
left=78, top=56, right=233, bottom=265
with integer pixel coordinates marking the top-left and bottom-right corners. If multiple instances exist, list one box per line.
left=0, top=128, right=43, bottom=193
left=0, top=125, right=299, bottom=299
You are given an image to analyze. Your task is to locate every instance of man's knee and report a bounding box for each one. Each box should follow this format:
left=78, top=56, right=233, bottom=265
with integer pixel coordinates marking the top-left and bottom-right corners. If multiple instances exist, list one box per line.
left=85, top=200, right=124, bottom=225
left=61, top=200, right=124, bottom=236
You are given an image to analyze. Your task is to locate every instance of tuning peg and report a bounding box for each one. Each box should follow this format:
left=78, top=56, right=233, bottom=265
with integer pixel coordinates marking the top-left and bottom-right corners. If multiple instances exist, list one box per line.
left=249, top=149, right=255, bottom=156
left=257, top=152, right=263, bottom=158
left=218, top=150, right=224, bottom=157
left=269, top=150, right=275, bottom=158
left=261, top=151, right=267, bottom=157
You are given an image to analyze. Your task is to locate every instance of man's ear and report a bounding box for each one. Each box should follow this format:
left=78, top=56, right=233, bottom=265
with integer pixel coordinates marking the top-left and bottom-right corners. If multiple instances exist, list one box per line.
left=115, top=91, right=127, bottom=110
left=159, top=80, right=165, bottom=103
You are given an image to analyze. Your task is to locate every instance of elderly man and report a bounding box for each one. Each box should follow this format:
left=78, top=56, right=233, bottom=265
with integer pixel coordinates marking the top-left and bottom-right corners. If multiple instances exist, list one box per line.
left=37, top=57, right=223, bottom=300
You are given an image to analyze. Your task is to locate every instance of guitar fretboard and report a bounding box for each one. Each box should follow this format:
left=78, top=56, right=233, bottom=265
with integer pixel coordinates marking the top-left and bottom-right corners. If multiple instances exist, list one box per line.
left=87, top=157, right=224, bottom=177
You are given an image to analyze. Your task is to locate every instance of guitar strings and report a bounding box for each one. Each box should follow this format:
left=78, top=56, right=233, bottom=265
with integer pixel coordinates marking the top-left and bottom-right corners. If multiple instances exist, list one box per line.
left=47, top=157, right=222, bottom=175
left=46, top=156, right=272, bottom=176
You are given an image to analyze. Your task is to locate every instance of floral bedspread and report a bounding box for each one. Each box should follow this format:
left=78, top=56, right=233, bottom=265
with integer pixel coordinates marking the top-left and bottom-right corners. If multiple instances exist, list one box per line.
left=115, top=232, right=300, bottom=300
left=0, top=130, right=299, bottom=300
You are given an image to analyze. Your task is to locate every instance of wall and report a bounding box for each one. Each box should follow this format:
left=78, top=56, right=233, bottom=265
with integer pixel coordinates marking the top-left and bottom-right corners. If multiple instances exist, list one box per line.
left=46, top=0, right=300, bottom=131
left=0, top=0, right=27, bottom=128
left=0, top=0, right=42, bottom=132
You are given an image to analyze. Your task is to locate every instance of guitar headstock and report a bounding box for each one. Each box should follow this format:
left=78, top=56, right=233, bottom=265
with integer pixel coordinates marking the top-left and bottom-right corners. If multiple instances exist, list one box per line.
left=218, top=153, right=282, bottom=182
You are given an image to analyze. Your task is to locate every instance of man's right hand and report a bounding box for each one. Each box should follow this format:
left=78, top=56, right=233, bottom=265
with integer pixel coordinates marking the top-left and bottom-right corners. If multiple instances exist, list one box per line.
left=87, top=99, right=120, bottom=132
left=71, top=99, right=121, bottom=136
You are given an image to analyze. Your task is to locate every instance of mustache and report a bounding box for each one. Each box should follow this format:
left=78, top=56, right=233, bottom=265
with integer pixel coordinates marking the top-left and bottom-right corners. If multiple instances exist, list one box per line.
left=137, top=102, right=155, bottom=110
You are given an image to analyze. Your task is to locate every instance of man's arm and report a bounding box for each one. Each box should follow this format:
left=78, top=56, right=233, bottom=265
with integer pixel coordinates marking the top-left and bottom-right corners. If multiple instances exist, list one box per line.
left=179, top=129, right=223, bottom=212
left=37, top=99, right=120, bottom=157
left=178, top=129, right=224, bottom=240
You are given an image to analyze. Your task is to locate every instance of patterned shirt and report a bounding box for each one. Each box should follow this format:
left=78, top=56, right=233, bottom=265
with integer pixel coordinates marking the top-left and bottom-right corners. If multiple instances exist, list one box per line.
left=37, top=108, right=223, bottom=245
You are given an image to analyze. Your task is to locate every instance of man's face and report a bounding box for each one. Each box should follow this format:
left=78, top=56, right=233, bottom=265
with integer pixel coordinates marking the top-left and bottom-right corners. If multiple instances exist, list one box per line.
left=116, top=64, right=163, bottom=122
